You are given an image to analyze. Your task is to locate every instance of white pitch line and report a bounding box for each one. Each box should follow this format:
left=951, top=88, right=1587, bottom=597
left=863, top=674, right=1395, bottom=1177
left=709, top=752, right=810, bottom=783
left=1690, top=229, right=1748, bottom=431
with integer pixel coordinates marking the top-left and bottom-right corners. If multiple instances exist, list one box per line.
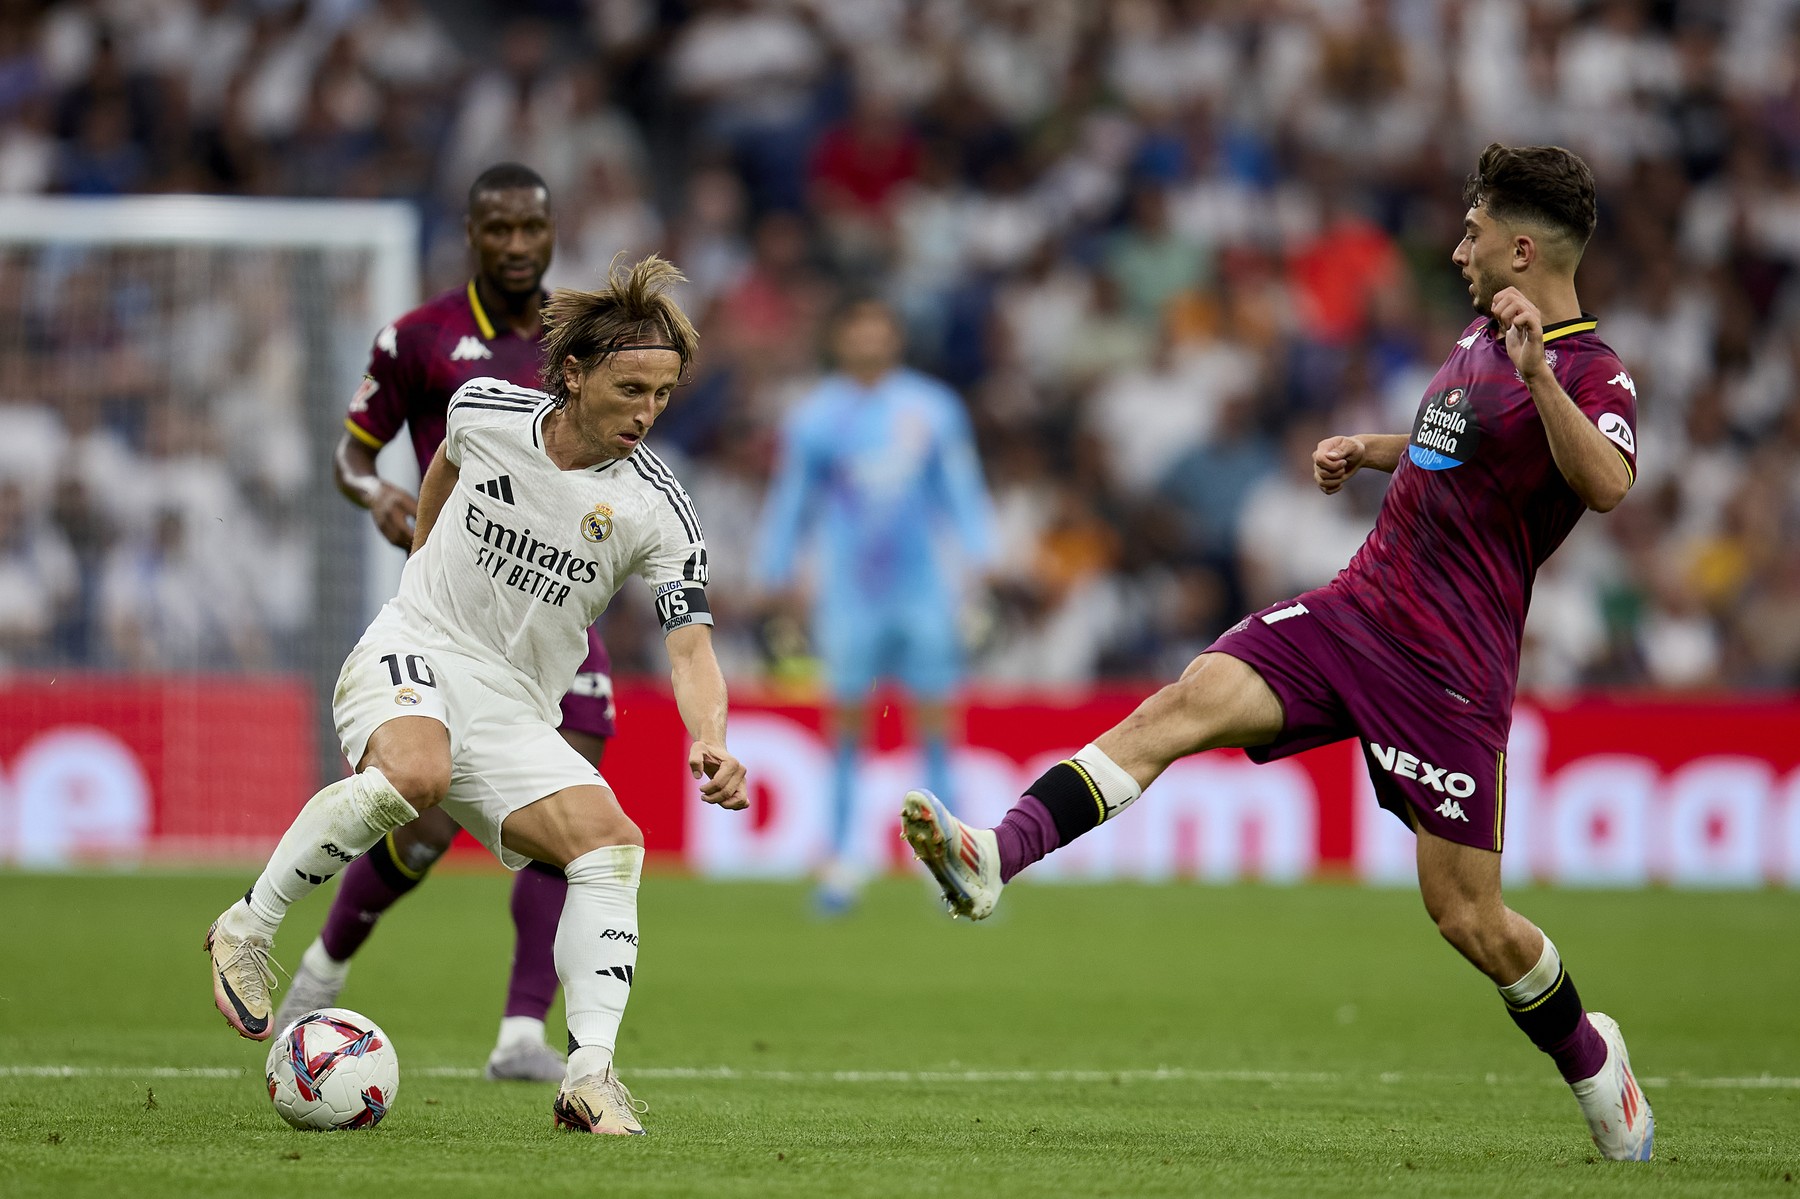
left=4, top=1065, right=1798, bottom=1090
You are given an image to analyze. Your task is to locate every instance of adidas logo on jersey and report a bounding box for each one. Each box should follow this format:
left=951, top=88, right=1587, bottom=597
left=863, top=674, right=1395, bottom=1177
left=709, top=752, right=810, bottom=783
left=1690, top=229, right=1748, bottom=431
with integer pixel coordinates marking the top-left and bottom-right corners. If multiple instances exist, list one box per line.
left=450, top=336, right=492, bottom=361
left=475, top=475, right=515, bottom=504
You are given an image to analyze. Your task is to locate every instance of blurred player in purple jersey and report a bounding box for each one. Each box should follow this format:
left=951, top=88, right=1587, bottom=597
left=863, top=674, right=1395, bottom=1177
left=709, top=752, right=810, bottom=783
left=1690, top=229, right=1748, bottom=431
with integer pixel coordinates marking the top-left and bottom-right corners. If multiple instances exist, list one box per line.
left=273, top=164, right=617, bottom=1082
left=903, top=145, right=1655, bottom=1161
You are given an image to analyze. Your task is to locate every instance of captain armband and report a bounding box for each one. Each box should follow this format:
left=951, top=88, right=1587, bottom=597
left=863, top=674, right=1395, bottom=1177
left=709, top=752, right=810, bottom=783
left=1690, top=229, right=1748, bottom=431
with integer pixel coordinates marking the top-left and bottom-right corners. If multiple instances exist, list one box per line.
left=653, top=580, right=713, bottom=635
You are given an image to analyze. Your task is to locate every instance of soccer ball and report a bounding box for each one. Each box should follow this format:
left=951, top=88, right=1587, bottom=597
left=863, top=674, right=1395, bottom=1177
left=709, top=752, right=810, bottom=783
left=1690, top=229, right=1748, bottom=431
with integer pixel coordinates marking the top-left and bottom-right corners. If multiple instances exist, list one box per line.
left=264, top=1007, right=399, bottom=1130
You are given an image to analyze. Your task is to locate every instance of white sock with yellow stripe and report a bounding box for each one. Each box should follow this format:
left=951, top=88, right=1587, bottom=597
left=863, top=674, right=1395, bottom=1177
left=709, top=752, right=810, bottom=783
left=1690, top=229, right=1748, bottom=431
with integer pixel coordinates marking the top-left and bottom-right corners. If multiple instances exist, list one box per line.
left=1071, top=743, right=1142, bottom=824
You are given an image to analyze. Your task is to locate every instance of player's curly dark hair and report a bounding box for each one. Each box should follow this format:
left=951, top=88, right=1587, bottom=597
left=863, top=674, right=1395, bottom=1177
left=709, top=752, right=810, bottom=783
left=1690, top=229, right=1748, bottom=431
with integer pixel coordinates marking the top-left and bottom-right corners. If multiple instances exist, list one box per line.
left=540, top=254, right=699, bottom=405
left=1464, top=143, right=1597, bottom=255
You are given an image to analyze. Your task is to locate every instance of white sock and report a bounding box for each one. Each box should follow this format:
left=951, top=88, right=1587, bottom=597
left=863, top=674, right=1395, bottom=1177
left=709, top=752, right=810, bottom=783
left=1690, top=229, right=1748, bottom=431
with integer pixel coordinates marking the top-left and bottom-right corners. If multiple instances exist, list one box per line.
left=1073, top=742, right=1143, bottom=823
left=1499, top=932, right=1560, bottom=1006
left=558, top=844, right=643, bottom=1082
left=497, top=1015, right=546, bottom=1051
left=300, top=937, right=352, bottom=984
left=224, top=768, right=418, bottom=941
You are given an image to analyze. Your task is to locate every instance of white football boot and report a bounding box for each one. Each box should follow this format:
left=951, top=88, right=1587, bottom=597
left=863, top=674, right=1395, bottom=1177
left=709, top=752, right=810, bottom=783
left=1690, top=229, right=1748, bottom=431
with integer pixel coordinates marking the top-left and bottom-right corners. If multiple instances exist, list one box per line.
left=203, top=918, right=281, bottom=1041
left=553, top=1068, right=648, bottom=1135
left=1569, top=1012, right=1655, bottom=1161
left=271, top=955, right=346, bottom=1040
left=900, top=788, right=1002, bottom=920
left=486, top=1038, right=567, bottom=1082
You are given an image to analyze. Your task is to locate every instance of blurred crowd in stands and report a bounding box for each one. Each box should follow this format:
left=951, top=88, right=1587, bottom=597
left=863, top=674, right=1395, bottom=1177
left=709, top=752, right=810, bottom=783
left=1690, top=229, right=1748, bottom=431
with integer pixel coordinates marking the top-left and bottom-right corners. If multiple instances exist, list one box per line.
left=0, top=0, right=1797, bottom=694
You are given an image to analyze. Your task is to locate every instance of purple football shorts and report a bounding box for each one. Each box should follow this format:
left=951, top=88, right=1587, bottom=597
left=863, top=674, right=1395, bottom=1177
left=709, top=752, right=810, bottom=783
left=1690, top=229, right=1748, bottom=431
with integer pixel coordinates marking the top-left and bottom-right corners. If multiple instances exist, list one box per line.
left=1206, top=588, right=1508, bottom=852
left=558, top=625, right=616, bottom=740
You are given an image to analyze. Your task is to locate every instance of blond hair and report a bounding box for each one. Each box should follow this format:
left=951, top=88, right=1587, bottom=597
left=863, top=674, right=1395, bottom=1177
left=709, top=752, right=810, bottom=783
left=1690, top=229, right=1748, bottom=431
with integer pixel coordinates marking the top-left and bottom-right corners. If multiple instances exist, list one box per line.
left=540, top=254, right=699, bottom=404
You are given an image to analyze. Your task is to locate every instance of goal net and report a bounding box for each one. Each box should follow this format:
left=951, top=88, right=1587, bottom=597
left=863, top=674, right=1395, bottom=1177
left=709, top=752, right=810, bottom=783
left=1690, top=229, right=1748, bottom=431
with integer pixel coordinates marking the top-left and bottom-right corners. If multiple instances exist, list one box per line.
left=0, top=196, right=417, bottom=865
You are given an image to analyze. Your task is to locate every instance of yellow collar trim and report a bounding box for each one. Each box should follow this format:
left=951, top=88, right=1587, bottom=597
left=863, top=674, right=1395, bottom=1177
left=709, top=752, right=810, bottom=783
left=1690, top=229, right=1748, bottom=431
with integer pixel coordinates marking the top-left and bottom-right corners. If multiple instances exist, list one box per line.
left=1541, top=318, right=1597, bottom=343
left=466, top=280, right=496, bottom=340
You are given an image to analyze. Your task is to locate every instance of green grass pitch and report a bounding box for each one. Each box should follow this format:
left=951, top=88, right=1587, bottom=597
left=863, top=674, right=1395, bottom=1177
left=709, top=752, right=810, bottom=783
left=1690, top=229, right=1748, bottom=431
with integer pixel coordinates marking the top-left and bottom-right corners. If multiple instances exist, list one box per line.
left=1, top=870, right=1796, bottom=1197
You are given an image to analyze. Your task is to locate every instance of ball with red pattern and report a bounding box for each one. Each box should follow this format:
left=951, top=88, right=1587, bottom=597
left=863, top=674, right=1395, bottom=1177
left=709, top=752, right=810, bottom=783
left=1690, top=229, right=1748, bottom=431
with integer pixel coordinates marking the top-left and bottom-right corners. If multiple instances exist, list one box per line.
left=264, top=1007, right=400, bottom=1130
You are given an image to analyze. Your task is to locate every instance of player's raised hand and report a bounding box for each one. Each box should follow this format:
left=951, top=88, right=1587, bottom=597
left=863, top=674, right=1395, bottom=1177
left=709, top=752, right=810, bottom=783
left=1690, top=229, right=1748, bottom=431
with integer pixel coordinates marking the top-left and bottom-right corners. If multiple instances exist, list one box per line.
left=689, top=740, right=748, bottom=810
left=1491, top=287, right=1548, bottom=382
left=369, top=483, right=418, bottom=549
left=1313, top=435, right=1367, bottom=495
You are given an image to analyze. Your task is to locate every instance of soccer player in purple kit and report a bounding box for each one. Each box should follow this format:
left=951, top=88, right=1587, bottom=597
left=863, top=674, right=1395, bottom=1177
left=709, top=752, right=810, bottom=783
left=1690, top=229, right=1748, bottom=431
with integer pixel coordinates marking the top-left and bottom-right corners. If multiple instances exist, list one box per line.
left=903, top=144, right=1656, bottom=1161
left=271, top=163, right=616, bottom=1082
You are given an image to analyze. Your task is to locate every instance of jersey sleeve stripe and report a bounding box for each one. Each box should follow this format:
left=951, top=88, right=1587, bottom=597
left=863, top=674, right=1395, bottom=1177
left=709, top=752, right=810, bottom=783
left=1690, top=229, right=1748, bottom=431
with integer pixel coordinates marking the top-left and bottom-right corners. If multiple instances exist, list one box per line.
left=449, top=400, right=541, bottom=416
left=344, top=418, right=386, bottom=449
left=636, top=448, right=704, bottom=536
left=629, top=455, right=702, bottom=542
left=460, top=380, right=544, bottom=402
left=453, top=394, right=536, bottom=414
left=1613, top=449, right=1635, bottom=488
left=641, top=455, right=703, bottom=540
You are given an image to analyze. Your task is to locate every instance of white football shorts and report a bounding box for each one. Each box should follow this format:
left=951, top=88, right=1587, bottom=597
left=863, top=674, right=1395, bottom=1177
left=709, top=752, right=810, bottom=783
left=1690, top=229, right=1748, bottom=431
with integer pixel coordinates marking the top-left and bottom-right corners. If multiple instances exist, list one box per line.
left=333, top=611, right=607, bottom=870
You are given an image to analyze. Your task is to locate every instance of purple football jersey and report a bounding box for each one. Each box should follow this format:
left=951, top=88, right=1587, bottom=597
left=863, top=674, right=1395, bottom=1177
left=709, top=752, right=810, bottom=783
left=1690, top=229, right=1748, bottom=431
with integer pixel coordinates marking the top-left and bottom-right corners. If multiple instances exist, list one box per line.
left=344, top=281, right=547, bottom=474
left=1316, top=315, right=1638, bottom=741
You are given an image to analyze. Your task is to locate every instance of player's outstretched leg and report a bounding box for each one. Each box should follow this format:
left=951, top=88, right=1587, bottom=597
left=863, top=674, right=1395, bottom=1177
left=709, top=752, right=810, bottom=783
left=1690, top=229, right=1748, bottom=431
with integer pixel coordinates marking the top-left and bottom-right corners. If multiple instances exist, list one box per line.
left=272, top=809, right=457, bottom=1036
left=904, top=652, right=1283, bottom=920
left=502, top=784, right=647, bottom=1135
left=485, top=862, right=569, bottom=1081
left=206, top=766, right=423, bottom=1039
left=1417, top=831, right=1653, bottom=1160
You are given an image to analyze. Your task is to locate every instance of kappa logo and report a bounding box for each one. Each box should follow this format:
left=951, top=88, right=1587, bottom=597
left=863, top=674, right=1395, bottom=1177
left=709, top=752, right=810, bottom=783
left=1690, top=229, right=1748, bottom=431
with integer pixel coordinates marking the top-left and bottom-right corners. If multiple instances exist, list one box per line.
left=1367, top=742, right=1477, bottom=799
left=1597, top=411, right=1635, bottom=455
left=449, top=336, right=492, bottom=362
left=1457, top=330, right=1481, bottom=349
left=1435, top=798, right=1470, bottom=822
left=475, top=475, right=515, bottom=504
left=376, top=324, right=398, bottom=358
left=1608, top=370, right=1637, bottom=399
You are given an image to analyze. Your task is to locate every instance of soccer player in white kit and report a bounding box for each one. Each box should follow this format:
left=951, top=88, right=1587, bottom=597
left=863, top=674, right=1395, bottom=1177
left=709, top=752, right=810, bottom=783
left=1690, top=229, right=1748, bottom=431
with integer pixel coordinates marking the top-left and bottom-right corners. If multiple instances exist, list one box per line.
left=204, top=256, right=747, bottom=1135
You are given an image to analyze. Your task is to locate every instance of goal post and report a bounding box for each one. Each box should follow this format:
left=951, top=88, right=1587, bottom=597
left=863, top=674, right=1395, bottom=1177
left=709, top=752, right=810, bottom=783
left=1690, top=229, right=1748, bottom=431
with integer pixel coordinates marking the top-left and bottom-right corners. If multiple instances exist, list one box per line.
left=0, top=196, right=419, bottom=864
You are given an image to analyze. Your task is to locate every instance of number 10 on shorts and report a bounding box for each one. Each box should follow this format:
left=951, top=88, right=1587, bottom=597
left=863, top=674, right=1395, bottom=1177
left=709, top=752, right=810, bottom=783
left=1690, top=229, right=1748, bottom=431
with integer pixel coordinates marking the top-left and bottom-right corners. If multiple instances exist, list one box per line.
left=1262, top=602, right=1309, bottom=626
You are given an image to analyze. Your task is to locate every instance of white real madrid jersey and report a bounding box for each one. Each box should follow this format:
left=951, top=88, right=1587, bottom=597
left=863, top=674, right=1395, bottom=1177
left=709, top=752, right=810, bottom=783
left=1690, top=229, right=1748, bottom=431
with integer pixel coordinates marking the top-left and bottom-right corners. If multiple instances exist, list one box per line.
left=384, top=377, right=710, bottom=721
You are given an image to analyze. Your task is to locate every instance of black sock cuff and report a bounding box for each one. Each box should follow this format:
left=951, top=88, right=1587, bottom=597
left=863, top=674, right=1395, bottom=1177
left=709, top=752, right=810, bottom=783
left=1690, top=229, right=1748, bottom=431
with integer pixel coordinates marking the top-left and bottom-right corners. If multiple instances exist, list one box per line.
left=365, top=832, right=430, bottom=894
left=524, top=859, right=566, bottom=880
left=1505, top=965, right=1585, bottom=1048
left=1027, top=760, right=1109, bottom=845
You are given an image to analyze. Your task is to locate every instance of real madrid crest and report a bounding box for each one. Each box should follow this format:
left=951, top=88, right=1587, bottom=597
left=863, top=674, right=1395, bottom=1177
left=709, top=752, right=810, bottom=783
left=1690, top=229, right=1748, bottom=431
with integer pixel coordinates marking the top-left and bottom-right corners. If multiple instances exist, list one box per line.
left=582, top=502, right=614, bottom=543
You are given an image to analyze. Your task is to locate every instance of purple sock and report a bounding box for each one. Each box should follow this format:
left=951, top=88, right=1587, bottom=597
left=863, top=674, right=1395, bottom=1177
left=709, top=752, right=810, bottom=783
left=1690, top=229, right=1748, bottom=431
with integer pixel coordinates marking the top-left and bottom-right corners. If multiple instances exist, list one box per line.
left=994, top=795, right=1061, bottom=883
left=1549, top=1013, right=1610, bottom=1083
left=505, top=864, right=566, bottom=1019
left=318, top=851, right=413, bottom=961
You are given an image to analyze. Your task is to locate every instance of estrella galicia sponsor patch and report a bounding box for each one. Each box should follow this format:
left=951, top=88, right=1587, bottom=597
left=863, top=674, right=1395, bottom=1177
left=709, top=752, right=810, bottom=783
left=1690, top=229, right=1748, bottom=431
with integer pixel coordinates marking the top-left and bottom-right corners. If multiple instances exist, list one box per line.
left=1597, top=411, right=1635, bottom=455
left=1408, top=386, right=1481, bottom=471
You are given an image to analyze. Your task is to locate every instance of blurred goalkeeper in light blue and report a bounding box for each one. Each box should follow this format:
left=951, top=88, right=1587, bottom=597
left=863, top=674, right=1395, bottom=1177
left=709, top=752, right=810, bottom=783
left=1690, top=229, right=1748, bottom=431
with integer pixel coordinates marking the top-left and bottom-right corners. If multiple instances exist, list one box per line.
left=756, top=297, right=996, bottom=912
